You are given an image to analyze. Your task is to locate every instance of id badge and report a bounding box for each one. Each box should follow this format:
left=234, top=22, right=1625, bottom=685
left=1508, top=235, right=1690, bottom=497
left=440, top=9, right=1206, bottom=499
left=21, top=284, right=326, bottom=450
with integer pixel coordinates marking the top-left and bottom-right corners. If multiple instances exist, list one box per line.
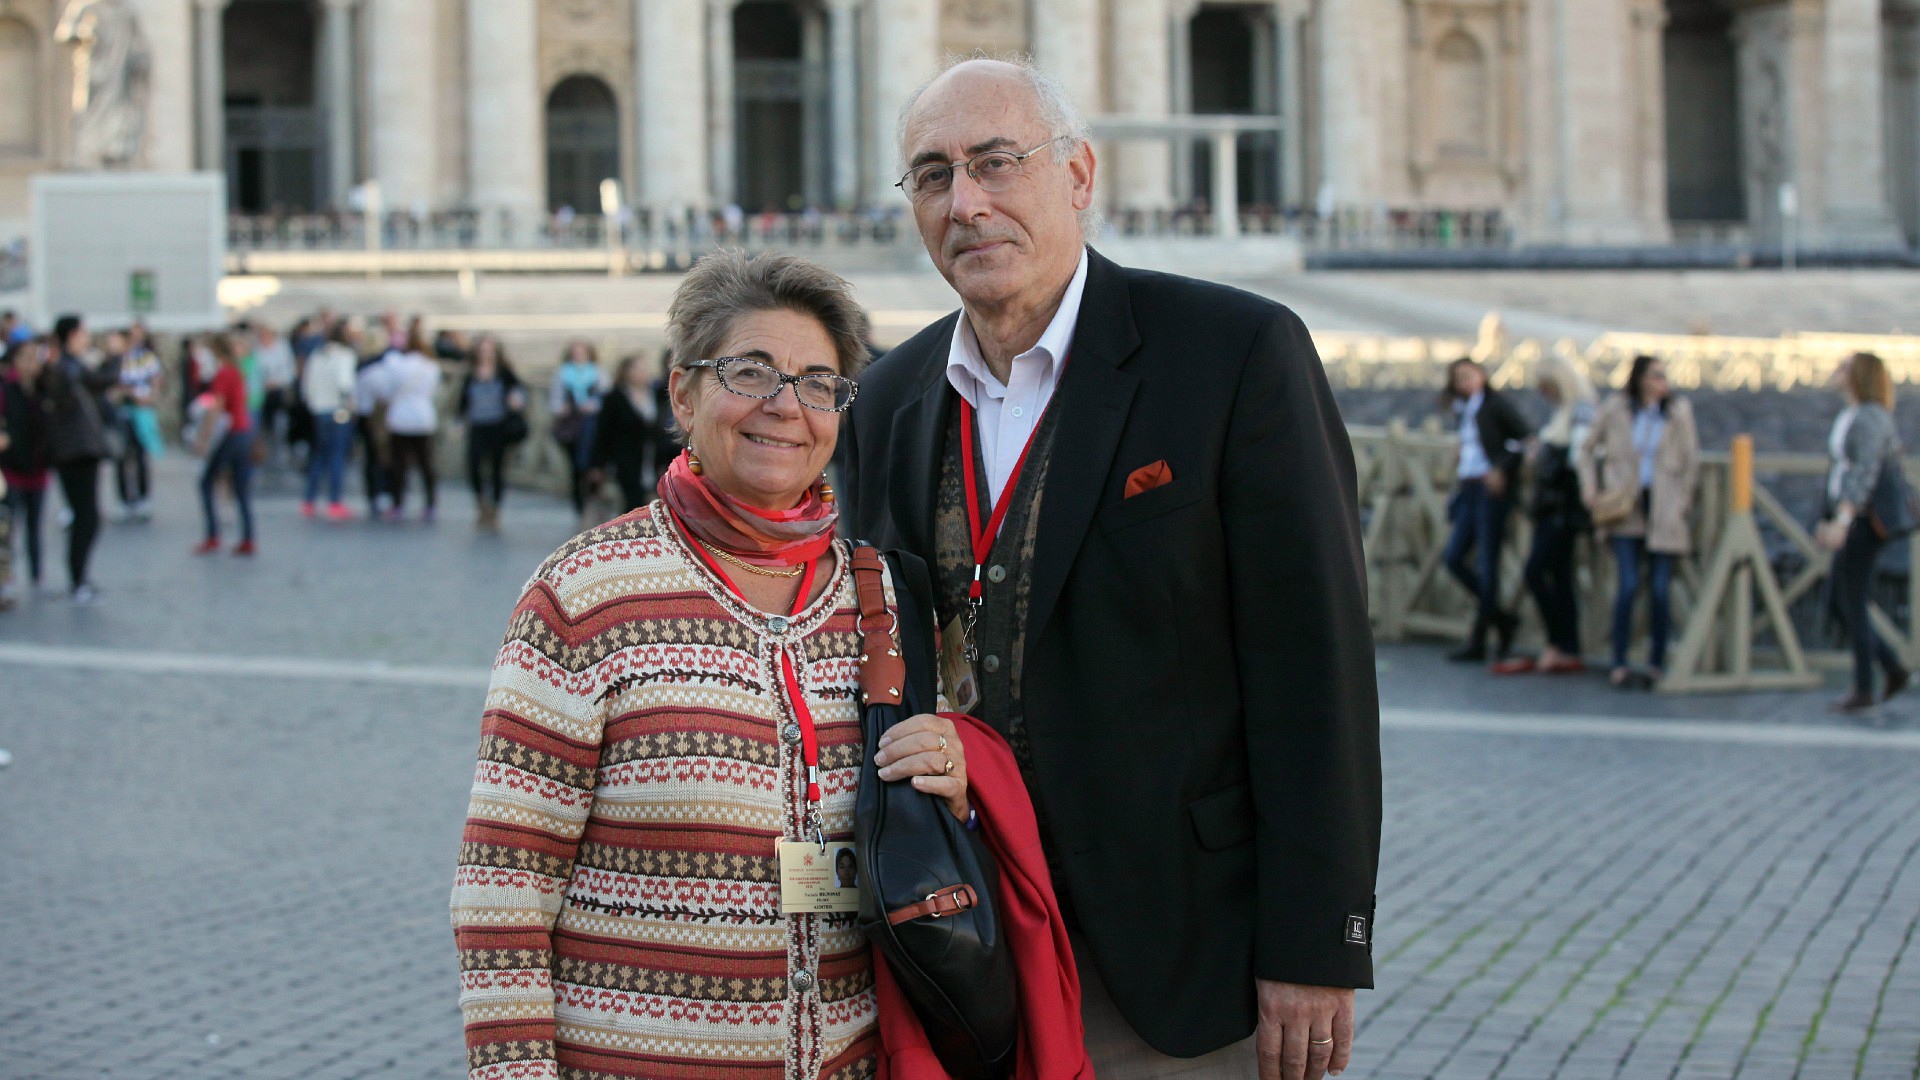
left=778, top=841, right=860, bottom=914
left=939, top=615, right=982, bottom=713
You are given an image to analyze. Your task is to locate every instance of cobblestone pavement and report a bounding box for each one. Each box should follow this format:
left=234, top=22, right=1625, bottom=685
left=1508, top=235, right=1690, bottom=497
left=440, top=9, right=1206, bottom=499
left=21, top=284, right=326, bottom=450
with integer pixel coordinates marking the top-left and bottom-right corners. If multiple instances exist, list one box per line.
left=2, top=458, right=1917, bottom=1079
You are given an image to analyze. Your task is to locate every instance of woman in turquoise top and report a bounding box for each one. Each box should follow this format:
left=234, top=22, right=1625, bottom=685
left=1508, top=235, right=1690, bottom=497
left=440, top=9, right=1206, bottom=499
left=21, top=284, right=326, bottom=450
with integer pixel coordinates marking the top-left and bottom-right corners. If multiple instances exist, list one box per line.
left=548, top=339, right=607, bottom=522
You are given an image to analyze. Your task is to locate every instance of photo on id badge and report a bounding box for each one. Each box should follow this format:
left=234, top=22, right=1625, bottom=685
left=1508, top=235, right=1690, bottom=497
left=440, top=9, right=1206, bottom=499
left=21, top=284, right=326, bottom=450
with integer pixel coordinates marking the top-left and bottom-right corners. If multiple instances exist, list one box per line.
left=778, top=840, right=860, bottom=914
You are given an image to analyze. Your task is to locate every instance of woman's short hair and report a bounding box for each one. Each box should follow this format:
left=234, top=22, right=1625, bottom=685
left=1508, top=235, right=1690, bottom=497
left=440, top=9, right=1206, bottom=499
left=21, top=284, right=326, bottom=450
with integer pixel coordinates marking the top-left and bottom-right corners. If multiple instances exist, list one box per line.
left=666, top=250, right=872, bottom=383
left=1847, top=351, right=1895, bottom=409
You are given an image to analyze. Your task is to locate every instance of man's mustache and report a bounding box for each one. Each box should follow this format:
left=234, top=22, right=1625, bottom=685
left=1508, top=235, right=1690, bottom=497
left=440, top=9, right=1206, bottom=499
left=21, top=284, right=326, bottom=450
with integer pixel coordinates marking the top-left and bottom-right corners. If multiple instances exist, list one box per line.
left=946, top=231, right=1019, bottom=256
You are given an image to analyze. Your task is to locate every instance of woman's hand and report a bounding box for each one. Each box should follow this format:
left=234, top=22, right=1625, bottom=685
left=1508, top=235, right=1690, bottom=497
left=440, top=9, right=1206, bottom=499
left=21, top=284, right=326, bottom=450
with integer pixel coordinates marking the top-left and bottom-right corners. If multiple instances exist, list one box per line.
left=1581, top=484, right=1597, bottom=510
left=1816, top=519, right=1849, bottom=551
left=875, top=713, right=969, bottom=822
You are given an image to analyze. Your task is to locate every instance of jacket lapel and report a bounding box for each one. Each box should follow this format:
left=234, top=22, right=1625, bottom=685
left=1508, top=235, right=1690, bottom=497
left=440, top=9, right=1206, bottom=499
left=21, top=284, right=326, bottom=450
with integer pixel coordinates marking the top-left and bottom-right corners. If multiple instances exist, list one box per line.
left=885, top=313, right=959, bottom=559
left=1025, top=249, right=1142, bottom=659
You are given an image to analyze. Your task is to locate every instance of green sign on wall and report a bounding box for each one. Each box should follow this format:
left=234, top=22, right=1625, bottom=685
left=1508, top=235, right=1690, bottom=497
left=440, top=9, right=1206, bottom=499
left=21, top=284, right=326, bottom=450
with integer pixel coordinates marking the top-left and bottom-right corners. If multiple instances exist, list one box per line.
left=129, top=269, right=156, bottom=316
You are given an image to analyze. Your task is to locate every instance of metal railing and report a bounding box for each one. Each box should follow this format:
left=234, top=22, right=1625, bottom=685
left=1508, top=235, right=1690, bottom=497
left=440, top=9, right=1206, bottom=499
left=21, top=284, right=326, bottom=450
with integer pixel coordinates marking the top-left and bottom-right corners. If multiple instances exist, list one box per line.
left=223, top=205, right=1512, bottom=256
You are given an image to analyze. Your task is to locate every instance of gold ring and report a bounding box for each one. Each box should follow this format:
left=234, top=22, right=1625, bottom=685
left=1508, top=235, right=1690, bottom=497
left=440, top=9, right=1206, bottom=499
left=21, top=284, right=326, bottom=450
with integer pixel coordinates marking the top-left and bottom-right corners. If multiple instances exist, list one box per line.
left=1310, top=1038, right=1334, bottom=1046
left=943, top=757, right=955, bottom=775
left=937, top=734, right=948, bottom=753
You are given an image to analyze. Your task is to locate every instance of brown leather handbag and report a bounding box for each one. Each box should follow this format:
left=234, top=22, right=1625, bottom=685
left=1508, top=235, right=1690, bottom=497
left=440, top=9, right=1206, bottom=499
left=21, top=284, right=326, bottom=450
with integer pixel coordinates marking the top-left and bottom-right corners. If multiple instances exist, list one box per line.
left=848, top=544, right=1017, bottom=1079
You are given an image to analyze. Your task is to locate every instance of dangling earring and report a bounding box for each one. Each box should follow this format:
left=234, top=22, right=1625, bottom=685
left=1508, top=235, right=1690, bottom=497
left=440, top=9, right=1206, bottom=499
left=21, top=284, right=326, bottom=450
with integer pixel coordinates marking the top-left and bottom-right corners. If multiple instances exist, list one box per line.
left=818, top=472, right=835, bottom=504
left=686, top=446, right=703, bottom=475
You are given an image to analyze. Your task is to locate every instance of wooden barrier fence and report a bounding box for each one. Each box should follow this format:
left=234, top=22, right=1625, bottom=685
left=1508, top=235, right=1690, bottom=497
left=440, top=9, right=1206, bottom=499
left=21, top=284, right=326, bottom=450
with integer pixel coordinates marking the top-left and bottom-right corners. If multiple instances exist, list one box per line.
left=1354, top=423, right=1920, bottom=692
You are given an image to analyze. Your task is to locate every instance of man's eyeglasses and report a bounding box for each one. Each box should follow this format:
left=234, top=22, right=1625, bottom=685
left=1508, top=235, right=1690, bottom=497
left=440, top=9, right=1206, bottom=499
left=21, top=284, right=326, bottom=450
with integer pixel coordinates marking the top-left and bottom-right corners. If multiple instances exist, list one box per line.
left=895, top=136, right=1067, bottom=201
left=686, top=357, right=860, bottom=413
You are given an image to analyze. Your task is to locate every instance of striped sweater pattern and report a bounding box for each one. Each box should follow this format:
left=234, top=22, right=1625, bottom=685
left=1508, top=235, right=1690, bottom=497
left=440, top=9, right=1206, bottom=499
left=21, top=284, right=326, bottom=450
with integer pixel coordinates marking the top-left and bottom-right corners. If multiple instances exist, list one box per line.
left=452, top=502, right=881, bottom=1080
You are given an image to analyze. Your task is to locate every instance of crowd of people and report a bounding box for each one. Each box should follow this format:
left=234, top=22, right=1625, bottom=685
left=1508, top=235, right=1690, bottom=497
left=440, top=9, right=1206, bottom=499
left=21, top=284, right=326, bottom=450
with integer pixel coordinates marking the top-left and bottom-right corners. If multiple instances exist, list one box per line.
left=1439, top=348, right=1909, bottom=713
left=0, top=306, right=683, bottom=611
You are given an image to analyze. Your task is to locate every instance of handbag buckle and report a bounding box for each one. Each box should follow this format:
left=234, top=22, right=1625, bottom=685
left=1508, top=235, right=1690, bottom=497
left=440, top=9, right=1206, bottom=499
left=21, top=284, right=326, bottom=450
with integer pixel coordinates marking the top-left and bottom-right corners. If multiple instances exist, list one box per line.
left=924, top=884, right=977, bottom=919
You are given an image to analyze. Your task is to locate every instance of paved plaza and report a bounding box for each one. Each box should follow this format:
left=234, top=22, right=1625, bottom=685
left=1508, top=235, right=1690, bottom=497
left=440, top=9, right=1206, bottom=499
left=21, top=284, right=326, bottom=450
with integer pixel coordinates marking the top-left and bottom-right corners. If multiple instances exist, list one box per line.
left=3, top=455, right=1919, bottom=1080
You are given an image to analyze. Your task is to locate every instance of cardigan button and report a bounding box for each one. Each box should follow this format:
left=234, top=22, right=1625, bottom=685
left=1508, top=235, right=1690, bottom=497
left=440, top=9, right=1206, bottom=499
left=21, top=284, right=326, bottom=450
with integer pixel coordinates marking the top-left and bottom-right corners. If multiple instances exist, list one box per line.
left=790, top=969, right=816, bottom=995
left=983, top=654, right=1001, bottom=673
left=766, top=615, right=789, bottom=633
left=986, top=564, right=1007, bottom=584
left=781, top=722, right=803, bottom=745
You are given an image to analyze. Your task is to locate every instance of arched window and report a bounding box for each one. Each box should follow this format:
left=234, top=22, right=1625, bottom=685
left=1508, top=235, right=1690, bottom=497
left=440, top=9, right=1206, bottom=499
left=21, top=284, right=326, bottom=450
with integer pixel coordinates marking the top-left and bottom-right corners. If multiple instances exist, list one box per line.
left=1433, top=30, right=1490, bottom=160
left=546, top=75, right=620, bottom=215
left=0, top=18, right=41, bottom=154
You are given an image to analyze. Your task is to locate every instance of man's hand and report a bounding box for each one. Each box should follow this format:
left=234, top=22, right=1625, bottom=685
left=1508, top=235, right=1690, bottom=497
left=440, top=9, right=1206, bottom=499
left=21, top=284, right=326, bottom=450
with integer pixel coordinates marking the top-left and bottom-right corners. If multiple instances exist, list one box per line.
left=1256, top=979, right=1354, bottom=1080
left=1484, top=467, right=1507, bottom=499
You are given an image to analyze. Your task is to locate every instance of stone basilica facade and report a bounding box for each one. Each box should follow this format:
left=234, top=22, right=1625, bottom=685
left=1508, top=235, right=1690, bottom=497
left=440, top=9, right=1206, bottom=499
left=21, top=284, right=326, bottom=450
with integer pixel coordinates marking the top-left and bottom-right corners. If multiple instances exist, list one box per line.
left=0, top=0, right=1915, bottom=249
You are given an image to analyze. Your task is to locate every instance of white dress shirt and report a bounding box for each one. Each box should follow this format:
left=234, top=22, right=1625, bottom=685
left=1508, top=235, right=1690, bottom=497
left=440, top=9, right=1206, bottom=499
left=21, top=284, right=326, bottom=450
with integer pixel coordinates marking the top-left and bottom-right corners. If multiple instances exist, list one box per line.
left=1454, top=391, right=1490, bottom=480
left=944, top=248, right=1090, bottom=506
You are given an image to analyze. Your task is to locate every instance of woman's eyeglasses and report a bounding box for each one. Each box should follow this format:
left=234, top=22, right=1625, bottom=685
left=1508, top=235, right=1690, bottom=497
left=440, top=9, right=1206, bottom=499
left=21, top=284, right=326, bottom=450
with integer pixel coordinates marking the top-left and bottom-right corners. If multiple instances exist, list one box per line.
left=687, top=357, right=859, bottom=413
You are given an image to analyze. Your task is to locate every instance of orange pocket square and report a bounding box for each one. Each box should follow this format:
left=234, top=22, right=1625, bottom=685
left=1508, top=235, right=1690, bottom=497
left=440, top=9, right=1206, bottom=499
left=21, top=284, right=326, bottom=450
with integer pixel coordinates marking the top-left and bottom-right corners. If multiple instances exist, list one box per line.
left=1125, top=460, right=1173, bottom=498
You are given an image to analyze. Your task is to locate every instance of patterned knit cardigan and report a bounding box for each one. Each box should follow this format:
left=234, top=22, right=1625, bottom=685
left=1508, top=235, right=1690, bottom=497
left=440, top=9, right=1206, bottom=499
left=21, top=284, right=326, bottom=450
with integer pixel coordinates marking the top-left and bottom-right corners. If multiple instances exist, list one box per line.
left=451, top=503, right=882, bottom=1080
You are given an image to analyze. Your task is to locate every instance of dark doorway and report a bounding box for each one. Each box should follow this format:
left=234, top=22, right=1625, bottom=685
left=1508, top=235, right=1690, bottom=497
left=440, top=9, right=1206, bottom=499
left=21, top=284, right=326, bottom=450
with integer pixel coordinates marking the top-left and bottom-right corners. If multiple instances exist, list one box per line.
left=1664, top=0, right=1744, bottom=222
left=546, top=75, right=620, bottom=215
left=735, top=1, right=817, bottom=212
left=1188, top=5, right=1279, bottom=211
left=223, top=0, right=321, bottom=212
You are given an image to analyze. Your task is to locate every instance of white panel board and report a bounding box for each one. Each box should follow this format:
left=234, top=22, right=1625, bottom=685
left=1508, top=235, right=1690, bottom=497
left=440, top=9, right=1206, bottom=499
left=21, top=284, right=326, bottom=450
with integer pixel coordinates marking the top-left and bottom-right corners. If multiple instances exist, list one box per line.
left=29, top=172, right=225, bottom=332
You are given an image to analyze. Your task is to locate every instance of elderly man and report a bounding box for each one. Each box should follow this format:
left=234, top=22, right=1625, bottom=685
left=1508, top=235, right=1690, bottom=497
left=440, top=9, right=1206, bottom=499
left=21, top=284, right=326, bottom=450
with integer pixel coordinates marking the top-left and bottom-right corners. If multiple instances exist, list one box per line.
left=842, top=58, right=1381, bottom=1080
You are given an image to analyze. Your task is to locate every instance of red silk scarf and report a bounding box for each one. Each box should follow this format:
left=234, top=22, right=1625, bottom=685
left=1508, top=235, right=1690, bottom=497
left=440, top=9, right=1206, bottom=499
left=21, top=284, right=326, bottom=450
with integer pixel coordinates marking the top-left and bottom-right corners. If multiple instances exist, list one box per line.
left=656, top=450, right=836, bottom=567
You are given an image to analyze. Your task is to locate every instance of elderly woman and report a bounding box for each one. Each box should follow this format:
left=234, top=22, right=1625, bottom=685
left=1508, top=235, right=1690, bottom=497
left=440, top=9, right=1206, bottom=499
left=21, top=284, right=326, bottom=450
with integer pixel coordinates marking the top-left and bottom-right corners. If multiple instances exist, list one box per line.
left=450, top=251, right=973, bottom=1079
left=1816, top=352, right=1911, bottom=712
left=1579, top=355, right=1700, bottom=689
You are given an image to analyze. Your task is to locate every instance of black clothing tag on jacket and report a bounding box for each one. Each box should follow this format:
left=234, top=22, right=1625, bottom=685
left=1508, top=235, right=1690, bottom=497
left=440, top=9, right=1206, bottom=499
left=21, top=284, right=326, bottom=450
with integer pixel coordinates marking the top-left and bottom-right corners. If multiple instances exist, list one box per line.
left=1345, top=914, right=1371, bottom=946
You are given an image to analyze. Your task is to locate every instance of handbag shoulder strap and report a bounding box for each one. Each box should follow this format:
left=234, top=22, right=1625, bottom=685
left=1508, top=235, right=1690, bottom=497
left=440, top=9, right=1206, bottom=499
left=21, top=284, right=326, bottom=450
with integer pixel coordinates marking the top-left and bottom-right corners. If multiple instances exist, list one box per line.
left=849, top=545, right=904, bottom=708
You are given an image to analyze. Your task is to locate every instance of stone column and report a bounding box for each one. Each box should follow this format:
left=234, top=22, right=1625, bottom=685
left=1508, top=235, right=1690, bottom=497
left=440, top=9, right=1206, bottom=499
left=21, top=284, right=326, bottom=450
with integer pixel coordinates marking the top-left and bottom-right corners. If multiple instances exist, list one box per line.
left=802, top=7, right=827, bottom=208
left=1212, top=128, right=1239, bottom=237
left=1887, top=2, right=1920, bottom=246
left=1816, top=0, right=1903, bottom=244
left=193, top=0, right=226, bottom=173
left=366, top=0, right=438, bottom=213
left=1314, top=0, right=1381, bottom=212
left=1030, top=0, right=1101, bottom=119
left=1109, top=0, right=1173, bottom=214
left=708, top=0, right=737, bottom=207
left=1551, top=0, right=1640, bottom=242
left=1628, top=0, right=1671, bottom=240
left=1274, top=1, right=1307, bottom=209
left=465, top=0, right=542, bottom=232
left=121, top=0, right=193, bottom=172
left=637, top=0, right=710, bottom=212
left=826, top=0, right=859, bottom=209
left=1169, top=0, right=1195, bottom=205
left=1030, top=0, right=1102, bottom=207
left=319, top=0, right=357, bottom=209
left=868, top=0, right=938, bottom=201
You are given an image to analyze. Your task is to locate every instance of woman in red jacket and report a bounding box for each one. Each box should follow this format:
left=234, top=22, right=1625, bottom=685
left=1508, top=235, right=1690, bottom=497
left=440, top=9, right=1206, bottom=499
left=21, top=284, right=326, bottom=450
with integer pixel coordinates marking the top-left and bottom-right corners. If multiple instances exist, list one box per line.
left=193, top=333, right=258, bottom=556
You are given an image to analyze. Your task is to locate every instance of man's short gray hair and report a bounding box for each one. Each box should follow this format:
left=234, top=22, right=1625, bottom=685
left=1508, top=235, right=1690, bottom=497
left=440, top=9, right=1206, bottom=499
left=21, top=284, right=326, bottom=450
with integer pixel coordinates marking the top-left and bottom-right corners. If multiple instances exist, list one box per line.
left=896, top=53, right=1103, bottom=243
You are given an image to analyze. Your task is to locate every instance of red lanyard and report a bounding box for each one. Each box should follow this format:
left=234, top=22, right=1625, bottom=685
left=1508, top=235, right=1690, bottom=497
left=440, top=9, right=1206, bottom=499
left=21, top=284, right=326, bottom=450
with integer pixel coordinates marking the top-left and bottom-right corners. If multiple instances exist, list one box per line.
left=676, top=511, right=826, bottom=804
left=957, top=388, right=1058, bottom=662
left=958, top=397, right=1049, bottom=603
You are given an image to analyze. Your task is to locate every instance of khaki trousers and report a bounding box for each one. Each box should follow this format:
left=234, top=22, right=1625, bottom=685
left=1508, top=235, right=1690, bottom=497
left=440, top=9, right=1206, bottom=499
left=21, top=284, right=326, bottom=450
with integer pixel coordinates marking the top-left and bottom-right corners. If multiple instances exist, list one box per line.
left=1072, top=932, right=1259, bottom=1079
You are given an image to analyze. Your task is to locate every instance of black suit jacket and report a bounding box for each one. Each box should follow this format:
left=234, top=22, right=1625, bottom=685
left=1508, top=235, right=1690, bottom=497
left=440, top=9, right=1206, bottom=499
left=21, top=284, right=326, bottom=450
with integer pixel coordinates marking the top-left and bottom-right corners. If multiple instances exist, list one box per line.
left=842, top=249, right=1382, bottom=1056
left=1470, top=388, right=1532, bottom=479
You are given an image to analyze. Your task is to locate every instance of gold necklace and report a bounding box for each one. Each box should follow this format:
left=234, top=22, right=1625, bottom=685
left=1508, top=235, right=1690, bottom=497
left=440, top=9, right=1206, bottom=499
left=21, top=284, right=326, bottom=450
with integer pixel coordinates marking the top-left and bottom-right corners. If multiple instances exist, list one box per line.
left=697, top=538, right=805, bottom=579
